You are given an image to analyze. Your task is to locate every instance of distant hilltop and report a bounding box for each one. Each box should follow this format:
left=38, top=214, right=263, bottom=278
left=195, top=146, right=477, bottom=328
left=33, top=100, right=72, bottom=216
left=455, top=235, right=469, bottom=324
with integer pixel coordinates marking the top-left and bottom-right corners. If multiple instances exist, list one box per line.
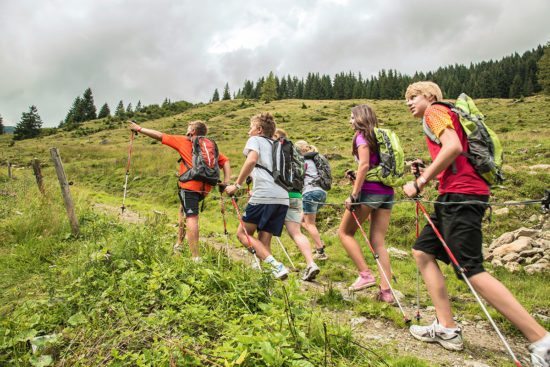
left=3, top=126, right=15, bottom=134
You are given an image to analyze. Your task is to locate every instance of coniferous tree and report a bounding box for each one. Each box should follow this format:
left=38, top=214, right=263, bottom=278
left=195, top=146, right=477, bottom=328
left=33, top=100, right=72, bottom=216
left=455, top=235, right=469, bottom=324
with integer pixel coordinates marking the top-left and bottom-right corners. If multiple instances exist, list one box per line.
left=135, top=100, right=142, bottom=112
left=126, top=103, right=133, bottom=114
left=509, top=74, right=523, bottom=98
left=261, top=72, right=278, bottom=103
left=0, top=114, right=4, bottom=135
left=222, top=83, right=231, bottom=100
left=64, top=96, right=85, bottom=127
left=212, top=89, right=220, bottom=101
left=115, top=100, right=125, bottom=118
left=536, top=42, right=550, bottom=94
left=14, top=105, right=42, bottom=140
left=98, top=103, right=110, bottom=118
left=82, top=88, right=97, bottom=120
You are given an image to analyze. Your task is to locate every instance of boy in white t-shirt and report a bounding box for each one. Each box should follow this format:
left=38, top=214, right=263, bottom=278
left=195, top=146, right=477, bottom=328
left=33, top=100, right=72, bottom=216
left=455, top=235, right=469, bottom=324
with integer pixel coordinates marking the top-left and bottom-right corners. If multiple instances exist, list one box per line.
left=225, top=113, right=290, bottom=279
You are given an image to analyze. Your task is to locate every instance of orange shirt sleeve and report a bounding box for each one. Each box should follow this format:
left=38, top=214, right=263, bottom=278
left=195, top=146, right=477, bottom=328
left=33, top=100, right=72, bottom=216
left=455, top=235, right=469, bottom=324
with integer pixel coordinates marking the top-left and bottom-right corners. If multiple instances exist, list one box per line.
left=218, top=152, right=228, bottom=167
left=425, top=104, right=455, bottom=138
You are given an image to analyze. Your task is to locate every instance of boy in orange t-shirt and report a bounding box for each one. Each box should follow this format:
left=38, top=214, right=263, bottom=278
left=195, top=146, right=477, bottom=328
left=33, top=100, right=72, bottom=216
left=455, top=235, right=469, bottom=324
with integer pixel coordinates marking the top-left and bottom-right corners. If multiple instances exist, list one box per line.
left=129, top=120, right=231, bottom=261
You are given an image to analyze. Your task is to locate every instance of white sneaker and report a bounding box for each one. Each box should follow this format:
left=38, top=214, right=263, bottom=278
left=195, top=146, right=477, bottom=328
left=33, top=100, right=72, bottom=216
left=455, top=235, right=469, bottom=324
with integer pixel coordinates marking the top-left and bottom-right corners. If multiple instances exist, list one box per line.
left=530, top=334, right=550, bottom=367
left=271, top=263, right=289, bottom=280
left=409, top=320, right=464, bottom=351
left=302, top=263, right=320, bottom=281
left=173, top=243, right=183, bottom=253
left=191, top=257, right=202, bottom=263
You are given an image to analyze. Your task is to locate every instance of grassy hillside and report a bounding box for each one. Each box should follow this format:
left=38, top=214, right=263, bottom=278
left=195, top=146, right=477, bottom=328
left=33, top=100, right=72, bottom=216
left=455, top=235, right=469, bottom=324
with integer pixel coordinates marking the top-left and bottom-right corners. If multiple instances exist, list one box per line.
left=1, top=96, right=549, bottom=366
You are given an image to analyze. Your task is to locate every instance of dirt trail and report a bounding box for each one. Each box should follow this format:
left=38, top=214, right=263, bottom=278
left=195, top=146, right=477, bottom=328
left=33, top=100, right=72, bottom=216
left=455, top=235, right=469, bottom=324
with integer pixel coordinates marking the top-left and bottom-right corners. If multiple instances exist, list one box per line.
left=96, top=202, right=532, bottom=367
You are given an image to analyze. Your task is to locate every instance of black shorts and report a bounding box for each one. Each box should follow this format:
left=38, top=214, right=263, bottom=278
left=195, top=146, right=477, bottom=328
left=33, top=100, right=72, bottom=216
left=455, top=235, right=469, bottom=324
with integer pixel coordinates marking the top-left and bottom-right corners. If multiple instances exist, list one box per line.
left=178, top=190, right=204, bottom=217
left=413, top=193, right=489, bottom=280
left=242, top=203, right=288, bottom=236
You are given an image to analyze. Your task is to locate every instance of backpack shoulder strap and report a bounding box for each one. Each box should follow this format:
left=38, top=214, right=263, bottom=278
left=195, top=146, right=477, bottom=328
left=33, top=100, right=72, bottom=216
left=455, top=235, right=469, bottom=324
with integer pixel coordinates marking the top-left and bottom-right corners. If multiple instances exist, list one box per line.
left=254, top=135, right=275, bottom=174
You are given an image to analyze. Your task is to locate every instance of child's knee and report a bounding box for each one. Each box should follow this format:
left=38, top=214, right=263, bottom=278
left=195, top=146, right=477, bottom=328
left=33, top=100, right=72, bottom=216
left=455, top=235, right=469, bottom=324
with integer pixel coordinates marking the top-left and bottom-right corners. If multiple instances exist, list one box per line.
left=412, top=248, right=430, bottom=263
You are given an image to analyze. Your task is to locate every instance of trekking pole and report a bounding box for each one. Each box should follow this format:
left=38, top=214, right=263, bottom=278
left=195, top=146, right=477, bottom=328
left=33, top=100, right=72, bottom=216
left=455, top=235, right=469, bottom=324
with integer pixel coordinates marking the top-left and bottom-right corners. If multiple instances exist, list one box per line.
left=218, top=183, right=231, bottom=260
left=121, top=130, right=136, bottom=214
left=415, top=201, right=522, bottom=367
left=274, top=237, right=297, bottom=271
left=176, top=203, right=186, bottom=249
left=412, top=161, right=425, bottom=322
left=349, top=209, right=411, bottom=324
left=229, top=196, right=261, bottom=269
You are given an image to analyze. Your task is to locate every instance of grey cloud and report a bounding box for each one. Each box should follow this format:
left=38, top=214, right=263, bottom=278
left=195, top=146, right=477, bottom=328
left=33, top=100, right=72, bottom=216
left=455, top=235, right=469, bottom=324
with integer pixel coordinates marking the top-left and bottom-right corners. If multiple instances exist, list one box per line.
left=1, top=0, right=549, bottom=127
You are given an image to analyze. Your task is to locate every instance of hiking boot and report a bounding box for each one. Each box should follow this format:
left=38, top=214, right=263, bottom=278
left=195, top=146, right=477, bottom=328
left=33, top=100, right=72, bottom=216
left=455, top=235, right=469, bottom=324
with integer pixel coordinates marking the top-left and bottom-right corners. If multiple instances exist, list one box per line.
left=313, top=249, right=329, bottom=261
left=376, top=287, right=395, bottom=304
left=302, top=263, right=320, bottom=281
left=409, top=320, right=464, bottom=351
left=271, top=263, right=289, bottom=280
left=348, top=271, right=376, bottom=292
left=530, top=334, right=550, bottom=367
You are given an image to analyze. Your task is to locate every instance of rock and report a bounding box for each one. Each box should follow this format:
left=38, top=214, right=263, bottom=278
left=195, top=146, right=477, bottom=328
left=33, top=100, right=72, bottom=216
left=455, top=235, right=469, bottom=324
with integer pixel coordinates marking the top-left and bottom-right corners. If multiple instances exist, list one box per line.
left=520, top=248, right=544, bottom=257
left=529, top=164, right=550, bottom=170
left=494, top=207, right=509, bottom=216
left=514, top=227, right=540, bottom=238
left=525, top=262, right=550, bottom=274
left=387, top=247, right=409, bottom=259
left=502, top=253, right=520, bottom=262
left=492, top=237, right=533, bottom=258
left=464, top=361, right=491, bottom=367
left=491, top=258, right=503, bottom=267
left=392, top=290, right=405, bottom=301
left=425, top=306, right=436, bottom=312
left=539, top=239, right=550, bottom=250
left=525, top=254, right=542, bottom=265
left=350, top=317, right=367, bottom=328
left=489, top=232, right=514, bottom=250
left=534, top=313, right=550, bottom=322
left=529, top=214, right=538, bottom=222
left=504, top=262, right=521, bottom=273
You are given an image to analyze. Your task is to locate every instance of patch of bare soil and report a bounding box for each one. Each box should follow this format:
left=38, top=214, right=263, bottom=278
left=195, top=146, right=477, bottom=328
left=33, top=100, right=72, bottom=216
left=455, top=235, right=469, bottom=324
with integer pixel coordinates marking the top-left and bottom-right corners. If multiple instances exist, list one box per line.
left=93, top=203, right=145, bottom=224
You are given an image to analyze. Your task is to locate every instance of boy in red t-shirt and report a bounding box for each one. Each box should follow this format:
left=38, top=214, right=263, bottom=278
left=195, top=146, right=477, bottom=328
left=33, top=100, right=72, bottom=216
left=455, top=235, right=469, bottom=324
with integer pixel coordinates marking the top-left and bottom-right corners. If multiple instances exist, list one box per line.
left=403, top=81, right=549, bottom=365
left=129, top=120, right=231, bottom=262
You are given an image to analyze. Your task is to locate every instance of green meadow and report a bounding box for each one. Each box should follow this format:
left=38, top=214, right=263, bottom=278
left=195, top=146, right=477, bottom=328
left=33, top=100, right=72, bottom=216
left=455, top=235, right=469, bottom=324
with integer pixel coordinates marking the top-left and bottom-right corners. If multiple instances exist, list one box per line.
left=1, top=96, right=549, bottom=366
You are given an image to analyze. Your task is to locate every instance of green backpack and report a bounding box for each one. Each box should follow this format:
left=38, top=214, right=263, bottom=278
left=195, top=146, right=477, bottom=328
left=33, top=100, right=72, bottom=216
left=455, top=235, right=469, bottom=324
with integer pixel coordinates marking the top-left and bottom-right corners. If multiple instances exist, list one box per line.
left=423, top=93, right=504, bottom=186
left=363, top=128, right=405, bottom=187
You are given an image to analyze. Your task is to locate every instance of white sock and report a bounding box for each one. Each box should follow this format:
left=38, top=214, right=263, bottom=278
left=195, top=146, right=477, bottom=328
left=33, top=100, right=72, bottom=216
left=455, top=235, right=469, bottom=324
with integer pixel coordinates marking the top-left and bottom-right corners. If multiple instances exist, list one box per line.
left=436, top=322, right=460, bottom=332
left=531, top=332, right=550, bottom=349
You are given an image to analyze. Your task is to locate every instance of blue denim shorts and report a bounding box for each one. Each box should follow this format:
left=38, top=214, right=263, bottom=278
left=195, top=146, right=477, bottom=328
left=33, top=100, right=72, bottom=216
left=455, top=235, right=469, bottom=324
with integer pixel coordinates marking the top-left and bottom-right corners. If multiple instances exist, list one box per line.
left=303, top=190, right=327, bottom=214
left=359, top=192, right=394, bottom=210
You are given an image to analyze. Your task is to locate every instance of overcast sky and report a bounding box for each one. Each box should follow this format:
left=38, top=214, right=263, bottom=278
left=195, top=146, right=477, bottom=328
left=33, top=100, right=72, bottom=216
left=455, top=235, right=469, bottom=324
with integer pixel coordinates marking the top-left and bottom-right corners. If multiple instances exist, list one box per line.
left=1, top=0, right=549, bottom=127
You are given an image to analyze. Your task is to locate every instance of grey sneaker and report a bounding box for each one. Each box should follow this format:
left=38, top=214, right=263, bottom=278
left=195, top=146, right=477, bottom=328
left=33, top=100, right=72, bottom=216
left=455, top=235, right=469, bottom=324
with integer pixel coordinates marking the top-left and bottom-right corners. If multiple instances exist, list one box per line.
left=271, top=263, right=289, bottom=280
left=530, top=342, right=550, bottom=367
left=302, top=263, right=320, bottom=281
left=409, top=320, right=464, bottom=351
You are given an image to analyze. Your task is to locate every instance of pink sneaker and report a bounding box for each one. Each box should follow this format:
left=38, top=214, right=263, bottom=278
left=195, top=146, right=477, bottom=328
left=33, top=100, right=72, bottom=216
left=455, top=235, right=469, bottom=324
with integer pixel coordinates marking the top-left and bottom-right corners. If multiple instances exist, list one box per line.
left=348, top=271, right=376, bottom=292
left=376, top=287, right=395, bottom=303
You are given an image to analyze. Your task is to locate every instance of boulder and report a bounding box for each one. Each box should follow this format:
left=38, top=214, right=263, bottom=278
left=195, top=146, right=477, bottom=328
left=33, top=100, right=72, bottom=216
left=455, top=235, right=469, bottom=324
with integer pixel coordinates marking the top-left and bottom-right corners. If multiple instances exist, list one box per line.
left=491, top=237, right=533, bottom=258
left=514, top=227, right=540, bottom=238
left=524, top=262, right=550, bottom=274
left=520, top=248, right=544, bottom=257
left=491, top=258, right=503, bottom=267
left=502, top=253, right=520, bottom=263
left=504, top=262, right=521, bottom=273
left=489, top=232, right=514, bottom=250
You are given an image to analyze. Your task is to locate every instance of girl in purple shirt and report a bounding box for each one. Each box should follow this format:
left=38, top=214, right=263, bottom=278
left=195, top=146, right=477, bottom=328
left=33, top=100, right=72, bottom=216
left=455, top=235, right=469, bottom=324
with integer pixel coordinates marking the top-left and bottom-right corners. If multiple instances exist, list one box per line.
left=337, top=104, right=395, bottom=303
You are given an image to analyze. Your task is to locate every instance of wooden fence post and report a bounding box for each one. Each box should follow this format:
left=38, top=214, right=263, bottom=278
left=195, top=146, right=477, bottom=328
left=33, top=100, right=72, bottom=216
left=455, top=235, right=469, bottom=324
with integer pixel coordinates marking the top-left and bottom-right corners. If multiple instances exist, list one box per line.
left=7, top=161, right=13, bottom=179
left=31, top=158, right=46, bottom=195
left=50, top=148, right=79, bottom=236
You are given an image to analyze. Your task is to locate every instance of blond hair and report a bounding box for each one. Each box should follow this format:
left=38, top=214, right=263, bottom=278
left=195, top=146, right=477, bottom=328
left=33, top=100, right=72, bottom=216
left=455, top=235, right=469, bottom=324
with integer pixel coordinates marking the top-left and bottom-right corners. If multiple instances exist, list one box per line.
left=250, top=112, right=276, bottom=138
left=294, top=140, right=318, bottom=154
left=405, top=81, right=443, bottom=102
left=274, top=128, right=287, bottom=139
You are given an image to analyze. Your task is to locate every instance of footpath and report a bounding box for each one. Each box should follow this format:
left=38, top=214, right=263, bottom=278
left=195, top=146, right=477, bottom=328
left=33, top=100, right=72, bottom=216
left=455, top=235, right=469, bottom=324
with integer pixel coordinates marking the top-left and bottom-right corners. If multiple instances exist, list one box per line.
left=95, top=202, right=532, bottom=367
